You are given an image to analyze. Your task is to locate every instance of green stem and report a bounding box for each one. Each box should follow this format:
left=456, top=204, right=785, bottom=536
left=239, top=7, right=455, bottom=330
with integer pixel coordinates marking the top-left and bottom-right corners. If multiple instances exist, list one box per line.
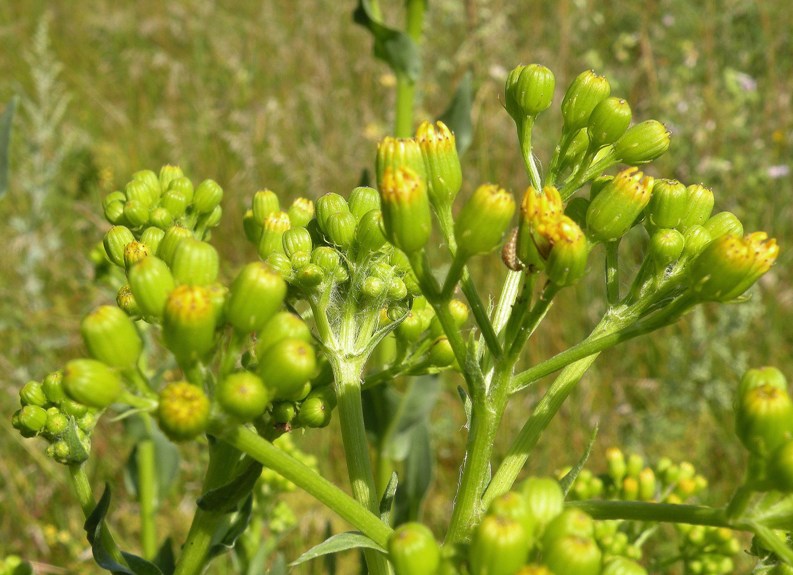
left=136, top=417, right=158, bottom=560
left=174, top=439, right=241, bottom=575
left=507, top=282, right=559, bottom=360
left=215, top=424, right=392, bottom=548
left=68, top=464, right=128, bottom=567
left=519, top=116, right=542, bottom=190
left=393, top=0, right=425, bottom=137
left=605, top=241, right=621, bottom=306
left=568, top=500, right=735, bottom=528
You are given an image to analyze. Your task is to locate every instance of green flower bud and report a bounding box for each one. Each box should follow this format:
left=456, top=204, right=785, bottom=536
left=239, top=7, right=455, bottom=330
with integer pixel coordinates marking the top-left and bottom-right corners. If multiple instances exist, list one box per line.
left=470, top=515, right=531, bottom=575
left=586, top=167, right=653, bottom=243
left=520, top=477, right=564, bottom=537
left=638, top=467, right=656, bottom=501
left=168, top=176, right=194, bottom=203
left=205, top=282, right=228, bottom=325
left=159, top=165, right=184, bottom=193
left=626, top=453, right=644, bottom=477
left=133, top=169, right=161, bottom=196
left=679, top=184, right=715, bottom=229
left=735, top=383, right=793, bottom=456
left=161, top=189, right=189, bottom=219
left=387, top=277, right=408, bottom=301
left=258, top=338, right=317, bottom=400
left=104, top=200, right=126, bottom=225
left=543, top=534, right=601, bottom=575
left=488, top=490, right=536, bottom=549
left=325, top=210, right=357, bottom=249
left=543, top=509, right=595, bottom=543
left=171, top=238, right=219, bottom=286
left=226, top=262, right=287, bottom=333
left=297, top=385, right=336, bottom=428
left=81, top=305, right=142, bottom=368
left=315, top=193, right=349, bottom=231
left=601, top=557, right=647, bottom=575
left=163, top=285, right=217, bottom=365
left=20, top=380, right=47, bottom=407
left=45, top=409, right=69, bottom=437
left=216, top=371, right=271, bottom=421
left=265, top=252, right=293, bottom=277
left=388, top=522, right=440, bottom=575
left=362, top=276, right=386, bottom=299
left=689, top=232, right=779, bottom=301
left=150, top=207, right=174, bottom=230
left=506, top=64, right=556, bottom=120
left=258, top=211, right=291, bottom=260
left=157, top=381, right=210, bottom=441
left=355, top=209, right=388, bottom=253
left=649, top=228, right=685, bottom=270
left=703, top=211, right=743, bottom=240
left=376, top=137, right=427, bottom=191
left=243, top=209, right=262, bottom=243
left=123, top=199, right=150, bottom=228
left=128, top=256, right=176, bottom=318
left=103, top=190, right=127, bottom=209
left=613, top=120, right=671, bottom=165
left=517, top=186, right=564, bottom=269
left=193, top=179, right=223, bottom=214
left=455, top=184, right=516, bottom=258
left=428, top=337, right=455, bottom=367
left=564, top=196, right=590, bottom=229
left=123, top=240, right=150, bottom=270
left=396, top=311, right=424, bottom=342
left=201, top=204, right=223, bottom=229
left=348, top=186, right=382, bottom=221
left=63, top=358, right=123, bottom=408
left=680, top=225, right=712, bottom=260
left=295, top=263, right=325, bottom=290
left=103, top=225, right=135, bottom=267
left=15, top=405, right=48, bottom=434
left=545, top=216, right=588, bottom=286
left=310, top=246, right=340, bottom=274
left=287, top=197, right=315, bottom=227
left=379, top=166, right=432, bottom=253
left=606, top=447, right=627, bottom=484
left=157, top=225, right=193, bottom=266
left=515, top=566, right=554, bottom=575
left=587, top=97, right=632, bottom=147
left=77, top=411, right=98, bottom=433
left=647, top=179, right=687, bottom=230
left=140, top=226, right=166, bottom=255
left=116, top=284, right=142, bottom=318
left=561, top=70, right=611, bottom=132
left=282, top=227, right=313, bottom=259
left=252, top=189, right=280, bottom=223
left=738, top=367, right=788, bottom=398
left=271, top=401, right=297, bottom=424
left=125, top=179, right=157, bottom=207
left=60, top=398, right=89, bottom=418
left=42, top=370, right=65, bottom=405
left=415, top=120, right=463, bottom=210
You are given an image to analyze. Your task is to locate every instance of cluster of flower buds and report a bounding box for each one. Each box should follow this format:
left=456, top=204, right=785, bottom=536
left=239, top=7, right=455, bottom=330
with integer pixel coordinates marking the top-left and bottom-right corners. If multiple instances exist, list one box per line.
left=675, top=524, right=740, bottom=575
left=11, top=369, right=97, bottom=464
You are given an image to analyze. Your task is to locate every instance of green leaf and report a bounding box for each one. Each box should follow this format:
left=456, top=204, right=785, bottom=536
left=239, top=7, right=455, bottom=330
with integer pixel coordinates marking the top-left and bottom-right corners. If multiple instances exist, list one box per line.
left=197, top=460, right=263, bottom=513
left=84, top=486, right=164, bottom=575
left=0, top=96, right=17, bottom=199
left=208, top=494, right=255, bottom=559
left=153, top=539, right=175, bottom=575
left=290, top=532, right=386, bottom=567
left=385, top=376, right=441, bottom=461
left=394, top=422, right=434, bottom=524
left=353, top=0, right=421, bottom=81
left=559, top=423, right=599, bottom=496
left=457, top=386, right=472, bottom=429
left=379, top=471, right=399, bottom=523
left=439, top=71, right=474, bottom=156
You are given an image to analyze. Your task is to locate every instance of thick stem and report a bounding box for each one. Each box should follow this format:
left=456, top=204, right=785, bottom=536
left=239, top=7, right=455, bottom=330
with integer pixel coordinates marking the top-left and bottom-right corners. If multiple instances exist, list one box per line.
left=519, top=116, right=543, bottom=190
left=506, top=282, right=559, bottom=360
left=393, top=0, right=425, bottom=137
left=136, top=437, right=158, bottom=560
left=568, top=500, right=733, bottom=528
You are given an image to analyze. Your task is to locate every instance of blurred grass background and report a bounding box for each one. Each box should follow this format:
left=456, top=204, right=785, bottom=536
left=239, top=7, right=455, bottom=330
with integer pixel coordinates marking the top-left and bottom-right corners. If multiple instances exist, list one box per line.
left=0, top=0, right=791, bottom=572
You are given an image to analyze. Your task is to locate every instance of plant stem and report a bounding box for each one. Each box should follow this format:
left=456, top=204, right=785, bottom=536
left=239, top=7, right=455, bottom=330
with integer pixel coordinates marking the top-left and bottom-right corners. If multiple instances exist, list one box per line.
left=394, top=0, right=426, bottom=137
left=68, top=464, right=127, bottom=567
left=507, top=282, right=559, bottom=360
left=519, top=116, right=542, bottom=190
left=605, top=241, right=621, bottom=306
left=137, top=433, right=158, bottom=560
left=214, top=424, right=393, bottom=548
left=568, top=500, right=733, bottom=528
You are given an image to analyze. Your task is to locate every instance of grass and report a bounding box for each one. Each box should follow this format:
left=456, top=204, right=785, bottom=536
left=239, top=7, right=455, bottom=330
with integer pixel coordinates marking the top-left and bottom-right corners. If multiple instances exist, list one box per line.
left=0, top=1, right=791, bottom=572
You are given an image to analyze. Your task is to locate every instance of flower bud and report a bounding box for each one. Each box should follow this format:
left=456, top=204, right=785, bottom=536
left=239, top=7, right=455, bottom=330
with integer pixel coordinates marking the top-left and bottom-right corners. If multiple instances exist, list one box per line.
left=315, top=193, right=349, bottom=231
left=455, top=184, right=516, bottom=258
left=157, top=381, right=210, bottom=441
left=564, top=196, right=590, bottom=229
left=151, top=205, right=175, bottom=230
left=545, top=216, right=588, bottom=286
left=379, top=167, right=432, bottom=253
left=689, top=232, right=779, bottom=301
left=543, top=508, right=595, bottom=543
left=20, top=380, right=47, bottom=407
left=193, top=179, right=223, bottom=214
left=416, top=120, right=463, bottom=210
left=123, top=240, right=150, bottom=270
left=297, top=385, right=336, bottom=428
left=515, top=566, right=554, bottom=575
left=124, top=199, right=151, bottom=228
left=128, top=256, right=176, bottom=318
left=361, top=276, right=386, bottom=300
left=161, top=190, right=189, bottom=219
left=428, top=337, right=455, bottom=367
left=171, top=238, right=219, bottom=286
left=325, top=210, right=357, bottom=249
left=355, top=209, right=388, bottom=253
left=613, top=120, right=671, bottom=165
left=542, top=534, right=601, bottom=575
left=638, top=467, right=656, bottom=501
left=703, top=211, right=743, bottom=240
left=470, top=516, right=531, bottom=575
left=388, top=522, right=440, bottom=575
left=679, top=184, right=715, bottom=229
left=63, top=358, right=122, bottom=408
left=506, top=64, right=556, bottom=120
left=606, top=447, right=627, bottom=483
left=295, top=263, right=325, bottom=290
left=395, top=311, right=424, bottom=342
left=104, top=226, right=136, bottom=267
left=735, top=383, right=793, bottom=456
left=348, top=186, right=382, bottom=221
left=602, top=557, right=647, bottom=575
left=738, top=367, right=788, bottom=398
left=125, top=179, right=157, bottom=207
left=132, top=169, right=161, bottom=196
left=258, top=338, right=317, bottom=400
left=649, top=228, right=685, bottom=270
left=216, top=371, right=271, bottom=422
left=168, top=176, right=194, bottom=204
left=587, top=97, right=632, bottom=147
left=157, top=225, right=193, bottom=266
left=258, top=211, right=292, bottom=260
left=488, top=490, right=536, bottom=548
left=117, top=283, right=142, bottom=318
left=225, top=262, right=288, bottom=333
left=647, top=179, right=687, bottom=230
left=282, top=227, right=313, bottom=259
left=201, top=205, right=223, bottom=229
left=140, top=227, right=166, bottom=255
left=271, top=401, right=297, bottom=424
left=61, top=398, right=89, bottom=418
left=163, top=285, right=217, bottom=365
left=376, top=137, right=427, bottom=191
left=520, top=476, right=564, bottom=537
left=104, top=200, right=126, bottom=225
left=243, top=209, right=262, bottom=243
left=45, top=409, right=69, bottom=437
left=561, top=70, right=611, bottom=132
left=586, top=167, right=653, bottom=242
left=680, top=225, right=712, bottom=260
left=159, top=165, right=184, bottom=193
left=287, top=197, right=315, bottom=227
left=81, top=305, right=142, bottom=368
left=517, top=186, right=564, bottom=269
left=14, top=405, right=48, bottom=435
left=252, top=189, right=280, bottom=223
left=42, top=370, right=65, bottom=405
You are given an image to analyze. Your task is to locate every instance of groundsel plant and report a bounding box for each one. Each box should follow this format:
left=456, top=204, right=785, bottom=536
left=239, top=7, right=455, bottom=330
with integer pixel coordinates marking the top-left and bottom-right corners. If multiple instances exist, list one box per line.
left=7, top=50, right=793, bottom=575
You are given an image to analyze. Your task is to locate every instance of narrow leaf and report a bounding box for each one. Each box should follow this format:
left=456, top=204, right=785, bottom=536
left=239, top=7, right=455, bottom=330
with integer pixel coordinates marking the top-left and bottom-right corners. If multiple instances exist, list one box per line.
left=394, top=422, right=434, bottom=524
left=198, top=460, right=263, bottom=513
left=268, top=553, right=288, bottom=575
left=207, top=494, right=255, bottom=559
left=352, top=0, right=421, bottom=80
left=559, top=423, right=599, bottom=495
left=379, top=472, right=399, bottom=523
left=290, top=532, right=386, bottom=567
left=439, top=72, right=474, bottom=156
left=0, top=96, right=17, bottom=198
left=457, top=386, right=472, bottom=429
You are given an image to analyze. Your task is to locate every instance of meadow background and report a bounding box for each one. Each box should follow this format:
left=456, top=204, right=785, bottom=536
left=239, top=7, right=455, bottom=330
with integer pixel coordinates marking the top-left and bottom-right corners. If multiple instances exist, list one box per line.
left=0, top=0, right=791, bottom=572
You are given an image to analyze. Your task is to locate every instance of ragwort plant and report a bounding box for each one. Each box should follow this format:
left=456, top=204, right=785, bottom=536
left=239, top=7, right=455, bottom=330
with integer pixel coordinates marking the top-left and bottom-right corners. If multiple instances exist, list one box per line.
left=7, top=3, right=793, bottom=575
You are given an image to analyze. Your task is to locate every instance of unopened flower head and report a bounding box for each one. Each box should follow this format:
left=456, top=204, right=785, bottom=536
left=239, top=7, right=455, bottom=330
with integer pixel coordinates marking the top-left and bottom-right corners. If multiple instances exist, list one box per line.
left=415, top=120, right=462, bottom=210
left=561, top=70, right=611, bottom=132
left=586, top=167, right=653, bottom=243
left=376, top=136, right=427, bottom=191
left=379, top=166, right=432, bottom=254
left=455, top=184, right=515, bottom=258
left=544, top=215, right=588, bottom=286
left=613, top=120, right=671, bottom=165
left=517, top=186, right=564, bottom=269
left=505, top=63, right=556, bottom=120
left=258, top=211, right=292, bottom=260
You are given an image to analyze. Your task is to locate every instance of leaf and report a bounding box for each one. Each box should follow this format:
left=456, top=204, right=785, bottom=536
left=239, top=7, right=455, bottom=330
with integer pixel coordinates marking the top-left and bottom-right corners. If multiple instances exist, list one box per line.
left=394, top=422, right=434, bottom=524
left=290, top=532, right=386, bottom=567
left=125, top=424, right=180, bottom=503
left=439, top=71, right=474, bottom=156
left=268, top=554, right=288, bottom=575
left=457, top=385, right=472, bottom=429
left=84, top=486, right=164, bottom=575
left=352, top=0, right=421, bottom=81
left=0, top=96, right=17, bottom=198
left=379, top=472, right=399, bottom=523
left=386, top=376, right=442, bottom=461
left=207, top=494, right=255, bottom=559
left=559, top=423, right=599, bottom=496
left=153, top=539, right=175, bottom=575
left=197, top=460, right=263, bottom=513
